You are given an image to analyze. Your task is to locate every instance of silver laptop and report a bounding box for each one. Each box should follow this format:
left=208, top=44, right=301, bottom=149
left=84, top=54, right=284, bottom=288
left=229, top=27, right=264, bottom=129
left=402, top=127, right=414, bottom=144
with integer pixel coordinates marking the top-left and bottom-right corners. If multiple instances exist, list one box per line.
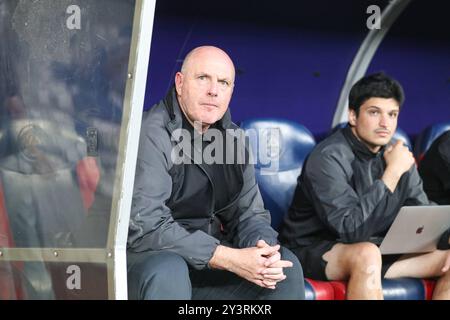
left=379, top=205, right=450, bottom=255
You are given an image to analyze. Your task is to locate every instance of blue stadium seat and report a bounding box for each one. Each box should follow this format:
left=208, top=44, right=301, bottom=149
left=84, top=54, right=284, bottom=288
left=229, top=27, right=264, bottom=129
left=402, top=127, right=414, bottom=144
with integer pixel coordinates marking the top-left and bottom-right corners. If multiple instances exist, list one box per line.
left=392, top=127, right=412, bottom=150
left=330, top=278, right=435, bottom=300
left=240, top=118, right=316, bottom=230
left=414, top=122, right=450, bottom=162
left=382, top=278, right=426, bottom=300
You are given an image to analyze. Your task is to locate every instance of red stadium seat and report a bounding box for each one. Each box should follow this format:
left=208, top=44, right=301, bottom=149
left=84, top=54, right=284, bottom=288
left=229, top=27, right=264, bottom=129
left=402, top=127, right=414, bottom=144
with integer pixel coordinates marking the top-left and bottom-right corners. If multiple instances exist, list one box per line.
left=305, top=278, right=335, bottom=300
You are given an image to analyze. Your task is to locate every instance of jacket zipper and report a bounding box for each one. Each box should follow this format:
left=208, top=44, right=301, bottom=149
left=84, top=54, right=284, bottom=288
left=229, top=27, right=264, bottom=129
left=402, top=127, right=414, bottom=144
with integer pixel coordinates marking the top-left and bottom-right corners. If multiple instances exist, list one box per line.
left=169, top=118, right=244, bottom=235
left=186, top=142, right=217, bottom=235
left=196, top=163, right=216, bottom=235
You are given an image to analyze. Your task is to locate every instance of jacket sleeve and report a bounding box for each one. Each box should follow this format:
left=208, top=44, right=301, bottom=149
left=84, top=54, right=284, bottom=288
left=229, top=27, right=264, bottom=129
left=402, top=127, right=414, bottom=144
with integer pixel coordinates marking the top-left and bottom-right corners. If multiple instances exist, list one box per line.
left=437, top=141, right=450, bottom=249
left=438, top=137, right=450, bottom=196
left=403, top=165, right=431, bottom=206
left=127, top=126, right=219, bottom=270
left=229, top=163, right=279, bottom=248
left=305, top=151, right=412, bottom=243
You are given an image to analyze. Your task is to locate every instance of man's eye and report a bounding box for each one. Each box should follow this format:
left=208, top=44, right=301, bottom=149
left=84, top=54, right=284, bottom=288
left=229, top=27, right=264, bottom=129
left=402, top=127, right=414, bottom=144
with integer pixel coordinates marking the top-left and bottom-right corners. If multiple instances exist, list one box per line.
left=219, top=80, right=229, bottom=86
left=369, top=110, right=379, bottom=115
left=198, top=75, right=207, bottom=80
left=390, top=113, right=398, bottom=118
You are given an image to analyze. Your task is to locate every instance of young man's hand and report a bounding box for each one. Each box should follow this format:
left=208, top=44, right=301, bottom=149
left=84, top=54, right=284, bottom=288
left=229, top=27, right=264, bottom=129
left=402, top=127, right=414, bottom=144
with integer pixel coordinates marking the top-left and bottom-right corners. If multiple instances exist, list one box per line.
left=382, top=140, right=415, bottom=192
left=384, top=140, right=415, bottom=174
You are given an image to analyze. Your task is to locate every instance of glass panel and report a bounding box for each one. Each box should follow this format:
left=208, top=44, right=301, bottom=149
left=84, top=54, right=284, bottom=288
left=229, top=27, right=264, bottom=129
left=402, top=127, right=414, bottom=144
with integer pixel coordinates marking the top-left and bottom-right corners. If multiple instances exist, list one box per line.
left=0, top=0, right=135, bottom=249
left=0, top=260, right=109, bottom=300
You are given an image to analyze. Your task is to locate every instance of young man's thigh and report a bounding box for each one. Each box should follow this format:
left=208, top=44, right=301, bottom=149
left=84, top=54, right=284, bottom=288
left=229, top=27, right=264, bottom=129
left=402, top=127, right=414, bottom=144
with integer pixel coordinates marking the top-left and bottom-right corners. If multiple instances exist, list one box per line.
left=384, top=249, right=450, bottom=279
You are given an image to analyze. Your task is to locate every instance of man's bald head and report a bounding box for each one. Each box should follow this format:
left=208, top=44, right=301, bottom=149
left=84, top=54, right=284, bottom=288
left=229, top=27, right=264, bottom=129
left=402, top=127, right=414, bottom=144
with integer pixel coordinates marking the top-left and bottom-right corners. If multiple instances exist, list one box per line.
left=181, top=46, right=235, bottom=83
left=175, top=46, right=236, bottom=132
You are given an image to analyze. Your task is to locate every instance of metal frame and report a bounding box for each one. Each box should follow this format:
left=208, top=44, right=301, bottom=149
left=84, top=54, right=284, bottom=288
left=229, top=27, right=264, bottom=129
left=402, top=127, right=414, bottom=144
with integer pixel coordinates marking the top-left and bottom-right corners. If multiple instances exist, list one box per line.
left=107, top=0, right=156, bottom=300
left=331, top=0, right=412, bottom=128
left=0, top=248, right=108, bottom=263
left=0, top=0, right=156, bottom=300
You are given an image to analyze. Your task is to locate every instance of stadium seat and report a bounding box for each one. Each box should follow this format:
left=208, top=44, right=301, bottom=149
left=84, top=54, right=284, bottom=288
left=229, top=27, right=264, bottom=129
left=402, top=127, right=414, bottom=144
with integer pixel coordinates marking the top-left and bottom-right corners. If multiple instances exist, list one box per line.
left=329, top=278, right=436, bottom=300
left=240, top=118, right=316, bottom=229
left=392, top=127, right=412, bottom=150
left=414, top=122, right=450, bottom=163
left=305, top=278, right=335, bottom=300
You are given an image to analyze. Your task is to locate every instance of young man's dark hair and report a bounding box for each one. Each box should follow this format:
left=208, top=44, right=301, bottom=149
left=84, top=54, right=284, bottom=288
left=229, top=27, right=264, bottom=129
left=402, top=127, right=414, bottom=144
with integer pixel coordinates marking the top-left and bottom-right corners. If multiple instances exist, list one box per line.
left=349, top=72, right=405, bottom=115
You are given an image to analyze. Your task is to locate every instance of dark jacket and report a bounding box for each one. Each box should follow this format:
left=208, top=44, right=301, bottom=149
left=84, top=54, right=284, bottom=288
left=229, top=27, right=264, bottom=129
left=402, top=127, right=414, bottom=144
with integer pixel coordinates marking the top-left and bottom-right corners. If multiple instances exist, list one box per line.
left=127, top=88, right=278, bottom=270
left=279, top=126, right=430, bottom=248
left=418, top=131, right=450, bottom=249
left=419, top=131, right=450, bottom=205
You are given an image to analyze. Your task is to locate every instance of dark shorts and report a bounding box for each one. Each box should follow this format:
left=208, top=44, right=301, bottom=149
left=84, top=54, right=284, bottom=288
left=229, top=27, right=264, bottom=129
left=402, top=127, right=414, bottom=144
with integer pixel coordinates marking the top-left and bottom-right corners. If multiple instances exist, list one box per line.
left=291, top=240, right=401, bottom=281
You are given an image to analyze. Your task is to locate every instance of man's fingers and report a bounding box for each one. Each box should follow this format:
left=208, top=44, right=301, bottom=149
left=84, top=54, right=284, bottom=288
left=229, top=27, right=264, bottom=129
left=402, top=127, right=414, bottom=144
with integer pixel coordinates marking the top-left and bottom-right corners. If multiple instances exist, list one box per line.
left=253, top=279, right=275, bottom=290
left=259, top=244, right=280, bottom=256
left=262, top=267, right=283, bottom=275
left=256, top=240, right=268, bottom=248
left=252, top=279, right=265, bottom=288
left=268, top=259, right=293, bottom=268
left=263, top=273, right=286, bottom=281
left=264, top=252, right=281, bottom=266
left=262, top=279, right=278, bottom=288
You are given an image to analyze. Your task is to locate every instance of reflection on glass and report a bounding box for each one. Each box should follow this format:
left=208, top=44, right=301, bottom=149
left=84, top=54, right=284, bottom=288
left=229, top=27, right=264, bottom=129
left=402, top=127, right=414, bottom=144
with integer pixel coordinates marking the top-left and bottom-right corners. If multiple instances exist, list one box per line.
left=0, top=0, right=134, bottom=248
left=0, top=261, right=108, bottom=299
left=0, top=0, right=135, bottom=299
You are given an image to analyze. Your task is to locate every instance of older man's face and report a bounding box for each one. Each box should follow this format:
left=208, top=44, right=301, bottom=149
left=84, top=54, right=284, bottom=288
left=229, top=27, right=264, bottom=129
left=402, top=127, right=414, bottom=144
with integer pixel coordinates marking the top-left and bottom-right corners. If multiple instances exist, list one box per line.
left=175, top=48, right=235, bottom=131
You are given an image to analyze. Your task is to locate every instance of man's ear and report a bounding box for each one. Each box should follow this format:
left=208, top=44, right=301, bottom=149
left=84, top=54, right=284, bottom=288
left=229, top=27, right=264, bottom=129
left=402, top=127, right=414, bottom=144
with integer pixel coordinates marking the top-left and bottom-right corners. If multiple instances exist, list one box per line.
left=348, top=108, right=357, bottom=127
left=175, top=72, right=183, bottom=96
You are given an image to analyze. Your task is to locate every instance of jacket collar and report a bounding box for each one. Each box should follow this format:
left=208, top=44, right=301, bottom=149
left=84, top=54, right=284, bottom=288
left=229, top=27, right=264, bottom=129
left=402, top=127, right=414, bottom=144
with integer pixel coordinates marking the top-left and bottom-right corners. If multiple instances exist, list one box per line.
left=342, top=125, right=385, bottom=159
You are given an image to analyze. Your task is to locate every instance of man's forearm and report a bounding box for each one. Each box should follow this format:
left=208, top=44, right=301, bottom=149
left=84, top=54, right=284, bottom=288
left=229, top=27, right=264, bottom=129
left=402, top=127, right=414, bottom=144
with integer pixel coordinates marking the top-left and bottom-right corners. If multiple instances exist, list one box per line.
left=208, top=245, right=233, bottom=270
left=382, top=166, right=403, bottom=193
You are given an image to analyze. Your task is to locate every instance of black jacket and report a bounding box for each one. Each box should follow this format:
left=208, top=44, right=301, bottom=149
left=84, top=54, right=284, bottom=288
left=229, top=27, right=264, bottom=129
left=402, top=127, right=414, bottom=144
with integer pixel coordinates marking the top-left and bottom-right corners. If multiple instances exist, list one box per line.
left=419, top=131, right=450, bottom=205
left=279, top=126, right=430, bottom=248
left=127, top=89, right=278, bottom=270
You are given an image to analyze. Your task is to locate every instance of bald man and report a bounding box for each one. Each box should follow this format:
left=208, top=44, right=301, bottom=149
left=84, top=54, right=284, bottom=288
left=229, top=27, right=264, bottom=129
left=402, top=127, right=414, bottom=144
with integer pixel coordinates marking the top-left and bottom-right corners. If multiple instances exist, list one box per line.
left=127, top=46, right=305, bottom=300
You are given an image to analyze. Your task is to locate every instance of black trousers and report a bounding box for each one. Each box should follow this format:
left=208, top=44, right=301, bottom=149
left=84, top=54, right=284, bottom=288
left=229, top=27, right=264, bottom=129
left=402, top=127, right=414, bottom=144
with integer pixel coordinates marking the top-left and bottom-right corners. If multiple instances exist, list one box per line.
left=127, top=247, right=305, bottom=300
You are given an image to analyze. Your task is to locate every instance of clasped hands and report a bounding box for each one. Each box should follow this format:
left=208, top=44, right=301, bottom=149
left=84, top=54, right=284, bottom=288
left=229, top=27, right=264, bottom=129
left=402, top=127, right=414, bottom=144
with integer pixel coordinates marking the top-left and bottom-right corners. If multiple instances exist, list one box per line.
left=209, top=240, right=293, bottom=289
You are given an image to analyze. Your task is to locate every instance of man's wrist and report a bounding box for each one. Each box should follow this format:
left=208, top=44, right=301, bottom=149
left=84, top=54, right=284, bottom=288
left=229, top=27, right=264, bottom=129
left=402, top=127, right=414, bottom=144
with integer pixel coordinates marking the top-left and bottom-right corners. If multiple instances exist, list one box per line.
left=382, top=166, right=402, bottom=193
left=384, top=165, right=403, bottom=180
left=208, top=245, right=233, bottom=270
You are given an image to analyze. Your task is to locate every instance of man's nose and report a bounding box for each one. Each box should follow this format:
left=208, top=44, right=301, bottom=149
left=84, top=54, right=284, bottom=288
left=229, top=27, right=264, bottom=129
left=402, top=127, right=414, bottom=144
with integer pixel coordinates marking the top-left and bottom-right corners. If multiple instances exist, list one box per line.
left=379, top=114, right=388, bottom=127
left=207, top=81, right=218, bottom=97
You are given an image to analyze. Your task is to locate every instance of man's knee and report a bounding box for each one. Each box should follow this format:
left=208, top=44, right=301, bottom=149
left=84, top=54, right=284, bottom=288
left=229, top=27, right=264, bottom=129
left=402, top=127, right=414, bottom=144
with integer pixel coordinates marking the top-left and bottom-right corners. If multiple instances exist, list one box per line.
left=127, top=251, right=191, bottom=300
left=280, top=246, right=304, bottom=280
left=324, top=242, right=382, bottom=281
left=279, top=246, right=305, bottom=299
left=349, top=242, right=382, bottom=270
